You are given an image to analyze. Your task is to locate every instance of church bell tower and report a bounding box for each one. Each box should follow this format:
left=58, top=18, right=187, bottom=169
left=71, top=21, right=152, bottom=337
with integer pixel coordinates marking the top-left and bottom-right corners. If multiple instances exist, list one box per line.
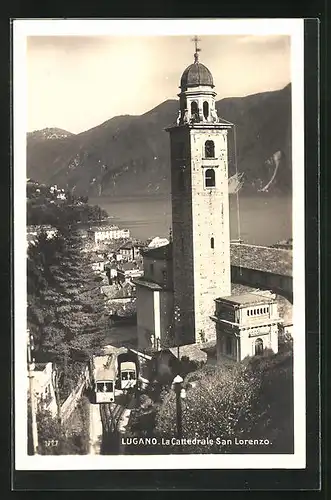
left=166, top=37, right=232, bottom=345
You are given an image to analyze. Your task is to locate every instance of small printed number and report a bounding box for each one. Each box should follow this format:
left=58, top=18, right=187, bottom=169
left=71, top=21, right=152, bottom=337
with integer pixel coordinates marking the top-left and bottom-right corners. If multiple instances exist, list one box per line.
left=44, top=439, right=58, bottom=447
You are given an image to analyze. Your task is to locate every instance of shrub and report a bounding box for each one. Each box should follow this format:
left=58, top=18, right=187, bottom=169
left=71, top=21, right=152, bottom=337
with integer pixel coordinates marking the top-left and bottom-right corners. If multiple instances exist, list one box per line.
left=154, top=350, right=294, bottom=454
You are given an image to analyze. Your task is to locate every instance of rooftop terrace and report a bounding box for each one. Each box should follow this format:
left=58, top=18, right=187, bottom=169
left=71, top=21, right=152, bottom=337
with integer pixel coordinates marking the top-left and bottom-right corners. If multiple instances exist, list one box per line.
left=216, top=290, right=276, bottom=306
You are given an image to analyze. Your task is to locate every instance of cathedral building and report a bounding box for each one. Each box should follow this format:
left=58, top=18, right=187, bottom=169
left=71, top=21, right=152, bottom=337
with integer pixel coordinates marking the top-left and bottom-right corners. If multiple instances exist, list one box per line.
left=165, top=46, right=232, bottom=346
left=134, top=40, right=279, bottom=361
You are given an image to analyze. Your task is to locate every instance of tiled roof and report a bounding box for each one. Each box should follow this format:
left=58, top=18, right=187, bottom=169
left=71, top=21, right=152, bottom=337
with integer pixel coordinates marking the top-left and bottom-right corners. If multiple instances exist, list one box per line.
left=34, top=362, right=48, bottom=371
left=89, top=225, right=120, bottom=232
left=141, top=242, right=173, bottom=261
left=132, top=278, right=163, bottom=291
left=230, top=243, right=292, bottom=276
left=180, top=62, right=214, bottom=90
left=140, top=242, right=292, bottom=276
left=91, top=256, right=105, bottom=263
left=120, top=261, right=142, bottom=271
left=119, top=241, right=140, bottom=250
left=169, top=344, right=207, bottom=363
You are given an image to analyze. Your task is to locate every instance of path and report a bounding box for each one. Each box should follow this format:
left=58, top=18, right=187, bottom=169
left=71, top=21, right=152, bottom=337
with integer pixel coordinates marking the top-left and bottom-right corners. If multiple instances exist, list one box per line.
left=89, top=403, right=103, bottom=455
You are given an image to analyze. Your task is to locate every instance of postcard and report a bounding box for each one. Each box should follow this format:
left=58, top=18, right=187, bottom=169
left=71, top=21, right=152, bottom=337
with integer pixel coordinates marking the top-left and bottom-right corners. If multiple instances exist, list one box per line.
left=13, top=18, right=306, bottom=472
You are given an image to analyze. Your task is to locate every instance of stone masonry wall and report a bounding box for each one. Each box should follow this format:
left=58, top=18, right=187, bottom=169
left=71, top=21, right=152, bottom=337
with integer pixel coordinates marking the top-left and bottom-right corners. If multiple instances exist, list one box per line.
left=169, top=124, right=231, bottom=345
left=190, top=127, right=231, bottom=342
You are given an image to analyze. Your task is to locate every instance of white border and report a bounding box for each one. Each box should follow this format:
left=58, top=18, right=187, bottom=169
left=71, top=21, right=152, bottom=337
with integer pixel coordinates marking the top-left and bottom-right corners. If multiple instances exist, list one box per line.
left=14, top=18, right=305, bottom=471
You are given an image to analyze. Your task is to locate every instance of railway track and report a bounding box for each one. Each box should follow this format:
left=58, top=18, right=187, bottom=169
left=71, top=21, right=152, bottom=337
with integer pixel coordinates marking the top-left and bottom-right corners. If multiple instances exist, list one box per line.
left=99, top=389, right=137, bottom=454
left=100, top=402, right=125, bottom=434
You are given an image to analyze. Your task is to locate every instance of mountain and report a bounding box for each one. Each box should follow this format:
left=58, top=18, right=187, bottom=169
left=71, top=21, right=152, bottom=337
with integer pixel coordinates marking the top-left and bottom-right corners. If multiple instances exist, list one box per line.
left=27, top=127, right=74, bottom=140
left=26, top=84, right=292, bottom=197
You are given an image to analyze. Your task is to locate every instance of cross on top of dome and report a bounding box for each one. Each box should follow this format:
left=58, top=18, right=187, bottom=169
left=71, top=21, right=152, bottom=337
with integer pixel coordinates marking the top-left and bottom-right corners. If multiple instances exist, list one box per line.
left=180, top=37, right=214, bottom=90
left=191, top=35, right=201, bottom=63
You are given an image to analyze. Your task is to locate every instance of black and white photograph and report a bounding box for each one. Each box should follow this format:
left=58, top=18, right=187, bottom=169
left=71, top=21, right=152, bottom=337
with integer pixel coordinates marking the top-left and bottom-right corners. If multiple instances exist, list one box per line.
left=13, top=19, right=305, bottom=470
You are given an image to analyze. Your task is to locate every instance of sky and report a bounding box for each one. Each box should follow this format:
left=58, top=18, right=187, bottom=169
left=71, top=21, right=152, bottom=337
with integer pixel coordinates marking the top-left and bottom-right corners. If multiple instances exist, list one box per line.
left=27, top=34, right=291, bottom=134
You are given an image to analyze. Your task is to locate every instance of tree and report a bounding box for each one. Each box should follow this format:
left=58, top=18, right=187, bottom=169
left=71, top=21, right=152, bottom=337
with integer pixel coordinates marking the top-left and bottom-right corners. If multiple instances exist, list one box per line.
left=32, top=399, right=90, bottom=455
left=27, top=222, right=108, bottom=399
left=36, top=407, right=64, bottom=455
left=125, top=387, right=171, bottom=455
left=27, top=180, right=109, bottom=226
left=155, top=362, right=261, bottom=453
left=153, top=350, right=294, bottom=454
left=241, top=349, right=294, bottom=452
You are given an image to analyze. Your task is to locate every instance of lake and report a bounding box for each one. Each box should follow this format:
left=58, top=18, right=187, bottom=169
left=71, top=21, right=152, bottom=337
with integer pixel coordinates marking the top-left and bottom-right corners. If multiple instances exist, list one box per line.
left=89, top=193, right=292, bottom=247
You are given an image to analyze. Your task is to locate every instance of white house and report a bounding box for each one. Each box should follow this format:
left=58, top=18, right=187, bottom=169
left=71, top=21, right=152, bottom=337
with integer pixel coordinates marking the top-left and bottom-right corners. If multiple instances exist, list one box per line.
left=88, top=225, right=130, bottom=245
left=32, top=362, right=58, bottom=418
left=133, top=244, right=174, bottom=351
left=211, top=291, right=281, bottom=363
left=147, top=237, right=169, bottom=249
left=117, top=262, right=144, bottom=283
left=91, top=256, right=106, bottom=272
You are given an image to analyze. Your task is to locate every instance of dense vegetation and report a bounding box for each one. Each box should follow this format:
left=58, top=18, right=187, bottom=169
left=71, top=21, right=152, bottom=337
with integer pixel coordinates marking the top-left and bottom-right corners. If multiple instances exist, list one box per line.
left=27, top=181, right=109, bottom=400
left=126, top=344, right=294, bottom=455
left=28, top=396, right=90, bottom=455
left=27, top=179, right=108, bottom=226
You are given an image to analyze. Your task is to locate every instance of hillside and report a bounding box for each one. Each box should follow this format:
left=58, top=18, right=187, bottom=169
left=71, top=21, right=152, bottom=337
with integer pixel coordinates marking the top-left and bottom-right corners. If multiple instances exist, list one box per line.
left=27, top=127, right=74, bottom=140
left=27, top=84, right=292, bottom=197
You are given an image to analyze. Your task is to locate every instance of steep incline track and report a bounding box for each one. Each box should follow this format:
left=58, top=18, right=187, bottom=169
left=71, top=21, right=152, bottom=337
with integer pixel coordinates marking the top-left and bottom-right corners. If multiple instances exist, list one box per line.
left=100, top=390, right=137, bottom=454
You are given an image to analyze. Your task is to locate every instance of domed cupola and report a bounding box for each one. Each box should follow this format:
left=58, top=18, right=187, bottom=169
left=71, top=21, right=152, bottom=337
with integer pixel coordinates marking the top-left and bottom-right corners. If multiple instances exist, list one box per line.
left=176, top=37, right=219, bottom=126
left=180, top=57, right=214, bottom=91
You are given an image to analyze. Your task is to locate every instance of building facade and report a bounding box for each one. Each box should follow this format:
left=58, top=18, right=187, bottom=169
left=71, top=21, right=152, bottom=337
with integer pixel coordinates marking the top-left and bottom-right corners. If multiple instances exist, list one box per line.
left=91, top=256, right=106, bottom=272
left=134, top=244, right=174, bottom=352
left=211, top=291, right=281, bottom=363
left=32, top=362, right=58, bottom=418
left=117, top=262, right=144, bottom=283
left=165, top=49, right=232, bottom=345
left=88, top=225, right=130, bottom=244
left=118, top=242, right=141, bottom=261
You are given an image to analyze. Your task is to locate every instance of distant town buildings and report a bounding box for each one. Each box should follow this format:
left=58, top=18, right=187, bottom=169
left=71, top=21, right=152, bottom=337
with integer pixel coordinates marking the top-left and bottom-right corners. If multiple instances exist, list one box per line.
left=91, top=255, right=106, bottom=273
left=88, top=225, right=130, bottom=245
left=118, top=242, right=141, bottom=261
left=26, top=225, right=58, bottom=248
left=49, top=185, right=67, bottom=200
left=147, top=237, right=169, bottom=249
left=117, top=261, right=144, bottom=283
left=77, top=228, right=89, bottom=239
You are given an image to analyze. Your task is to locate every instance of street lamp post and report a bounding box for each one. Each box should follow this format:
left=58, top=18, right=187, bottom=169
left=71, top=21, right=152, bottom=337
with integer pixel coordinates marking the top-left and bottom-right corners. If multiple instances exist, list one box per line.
left=172, top=374, right=185, bottom=452
left=27, top=330, right=38, bottom=455
left=174, top=305, right=181, bottom=359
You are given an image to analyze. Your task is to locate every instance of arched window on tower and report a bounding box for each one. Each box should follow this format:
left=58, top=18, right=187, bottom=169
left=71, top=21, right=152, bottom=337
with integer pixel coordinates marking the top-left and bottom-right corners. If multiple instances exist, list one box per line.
left=205, top=140, right=215, bottom=158
left=205, top=168, right=215, bottom=188
left=255, top=338, right=264, bottom=356
left=210, top=237, right=214, bottom=249
left=191, top=101, right=199, bottom=121
left=203, top=101, right=209, bottom=120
